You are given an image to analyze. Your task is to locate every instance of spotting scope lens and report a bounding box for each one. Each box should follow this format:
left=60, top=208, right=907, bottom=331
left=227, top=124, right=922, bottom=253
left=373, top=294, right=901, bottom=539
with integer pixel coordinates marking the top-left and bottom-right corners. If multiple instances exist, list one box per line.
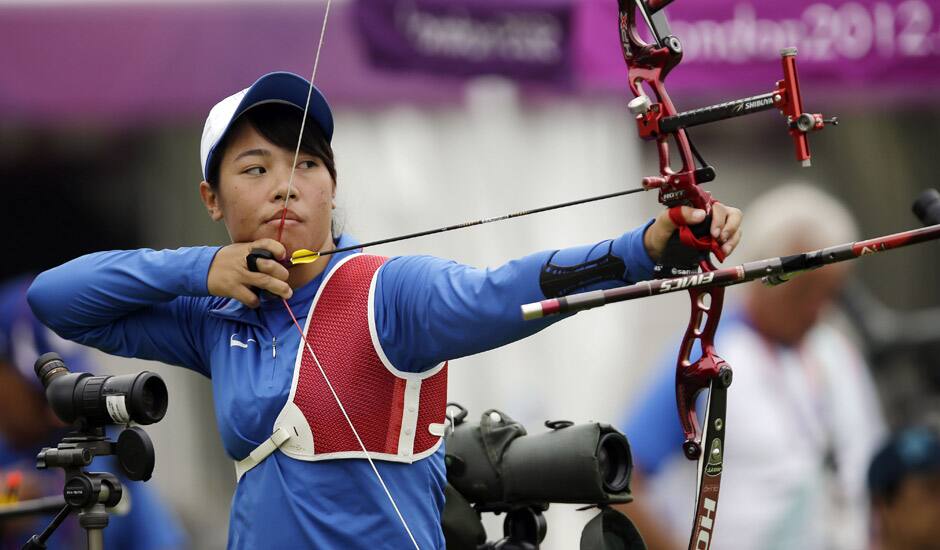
left=598, top=432, right=631, bottom=493
left=445, top=406, right=635, bottom=506
left=34, top=352, right=168, bottom=427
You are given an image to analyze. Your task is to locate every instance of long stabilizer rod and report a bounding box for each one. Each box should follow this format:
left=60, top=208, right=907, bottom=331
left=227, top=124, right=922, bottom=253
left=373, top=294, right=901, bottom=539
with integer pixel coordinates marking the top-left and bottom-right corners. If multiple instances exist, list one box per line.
left=522, top=223, right=940, bottom=320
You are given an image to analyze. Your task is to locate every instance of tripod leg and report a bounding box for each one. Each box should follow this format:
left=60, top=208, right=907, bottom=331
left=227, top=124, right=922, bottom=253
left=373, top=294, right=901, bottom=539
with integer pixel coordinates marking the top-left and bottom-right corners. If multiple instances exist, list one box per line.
left=21, top=504, right=72, bottom=550
left=78, top=503, right=109, bottom=550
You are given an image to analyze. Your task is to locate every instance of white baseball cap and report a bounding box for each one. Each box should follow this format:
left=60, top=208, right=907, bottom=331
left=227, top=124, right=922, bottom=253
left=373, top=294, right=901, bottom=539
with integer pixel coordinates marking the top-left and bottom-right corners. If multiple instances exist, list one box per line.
left=200, top=71, right=334, bottom=181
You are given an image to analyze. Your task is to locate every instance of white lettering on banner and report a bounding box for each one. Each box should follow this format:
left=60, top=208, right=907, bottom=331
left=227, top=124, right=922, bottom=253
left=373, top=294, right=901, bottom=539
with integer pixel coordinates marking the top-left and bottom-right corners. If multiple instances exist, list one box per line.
left=400, top=10, right=564, bottom=64
left=670, top=1, right=939, bottom=63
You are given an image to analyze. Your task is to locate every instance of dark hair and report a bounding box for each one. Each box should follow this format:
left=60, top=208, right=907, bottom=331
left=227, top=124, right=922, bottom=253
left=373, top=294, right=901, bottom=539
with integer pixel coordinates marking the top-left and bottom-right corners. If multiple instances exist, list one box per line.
left=206, top=102, right=336, bottom=190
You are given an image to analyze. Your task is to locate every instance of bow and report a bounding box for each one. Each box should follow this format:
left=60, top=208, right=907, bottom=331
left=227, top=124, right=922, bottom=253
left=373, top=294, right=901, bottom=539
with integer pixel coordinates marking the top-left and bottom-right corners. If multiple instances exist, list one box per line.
left=613, top=1, right=833, bottom=547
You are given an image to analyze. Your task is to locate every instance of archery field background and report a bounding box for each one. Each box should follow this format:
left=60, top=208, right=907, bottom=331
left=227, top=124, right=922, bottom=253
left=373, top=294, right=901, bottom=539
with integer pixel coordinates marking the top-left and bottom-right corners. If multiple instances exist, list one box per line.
left=3, top=0, right=940, bottom=549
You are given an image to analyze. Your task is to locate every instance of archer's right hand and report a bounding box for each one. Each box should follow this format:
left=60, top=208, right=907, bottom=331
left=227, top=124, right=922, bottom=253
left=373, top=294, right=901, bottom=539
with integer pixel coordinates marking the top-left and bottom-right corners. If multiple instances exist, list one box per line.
left=208, top=239, right=293, bottom=308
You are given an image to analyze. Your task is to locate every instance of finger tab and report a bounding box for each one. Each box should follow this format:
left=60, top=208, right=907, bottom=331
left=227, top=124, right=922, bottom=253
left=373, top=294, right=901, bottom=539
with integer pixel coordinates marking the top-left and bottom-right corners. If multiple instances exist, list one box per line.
left=247, top=249, right=276, bottom=273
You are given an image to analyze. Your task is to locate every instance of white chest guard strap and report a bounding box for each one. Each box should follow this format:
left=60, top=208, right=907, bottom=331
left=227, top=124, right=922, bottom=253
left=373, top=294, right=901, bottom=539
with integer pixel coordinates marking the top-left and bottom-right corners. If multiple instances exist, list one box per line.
left=234, top=426, right=292, bottom=482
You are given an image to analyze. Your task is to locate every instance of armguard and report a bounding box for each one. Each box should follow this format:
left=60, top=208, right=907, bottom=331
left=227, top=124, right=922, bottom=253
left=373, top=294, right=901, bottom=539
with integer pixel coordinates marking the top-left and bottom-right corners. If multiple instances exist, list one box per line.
left=539, top=243, right=627, bottom=298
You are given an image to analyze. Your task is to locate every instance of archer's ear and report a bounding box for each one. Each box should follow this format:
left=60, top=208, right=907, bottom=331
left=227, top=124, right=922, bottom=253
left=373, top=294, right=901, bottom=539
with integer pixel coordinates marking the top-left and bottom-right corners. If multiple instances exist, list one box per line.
left=199, top=181, right=224, bottom=222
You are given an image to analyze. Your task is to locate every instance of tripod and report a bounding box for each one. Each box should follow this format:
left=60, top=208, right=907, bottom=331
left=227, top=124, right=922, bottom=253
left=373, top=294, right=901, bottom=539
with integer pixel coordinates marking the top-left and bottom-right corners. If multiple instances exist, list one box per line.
left=22, top=426, right=154, bottom=550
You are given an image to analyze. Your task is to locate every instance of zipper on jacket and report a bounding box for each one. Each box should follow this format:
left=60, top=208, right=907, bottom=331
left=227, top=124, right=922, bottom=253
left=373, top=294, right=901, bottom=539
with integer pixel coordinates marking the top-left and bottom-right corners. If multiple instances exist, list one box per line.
left=272, top=336, right=277, bottom=359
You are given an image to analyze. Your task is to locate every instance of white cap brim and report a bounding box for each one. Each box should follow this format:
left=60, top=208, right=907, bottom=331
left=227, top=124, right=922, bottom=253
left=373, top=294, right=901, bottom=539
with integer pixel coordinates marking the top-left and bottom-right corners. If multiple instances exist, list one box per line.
left=199, top=71, right=334, bottom=180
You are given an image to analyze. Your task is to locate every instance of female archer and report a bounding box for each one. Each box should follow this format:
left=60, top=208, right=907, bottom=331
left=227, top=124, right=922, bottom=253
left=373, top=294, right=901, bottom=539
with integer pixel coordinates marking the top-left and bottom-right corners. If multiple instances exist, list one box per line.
left=27, top=71, right=741, bottom=549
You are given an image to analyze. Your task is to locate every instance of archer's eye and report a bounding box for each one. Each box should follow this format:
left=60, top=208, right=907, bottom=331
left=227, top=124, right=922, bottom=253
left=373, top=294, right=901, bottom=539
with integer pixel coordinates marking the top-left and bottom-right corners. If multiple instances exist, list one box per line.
left=298, top=159, right=319, bottom=169
left=244, top=166, right=266, bottom=176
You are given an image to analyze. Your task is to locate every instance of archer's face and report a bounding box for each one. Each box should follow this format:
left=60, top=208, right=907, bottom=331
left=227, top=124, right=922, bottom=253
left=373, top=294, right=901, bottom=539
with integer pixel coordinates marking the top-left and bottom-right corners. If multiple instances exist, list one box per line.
left=201, top=121, right=335, bottom=257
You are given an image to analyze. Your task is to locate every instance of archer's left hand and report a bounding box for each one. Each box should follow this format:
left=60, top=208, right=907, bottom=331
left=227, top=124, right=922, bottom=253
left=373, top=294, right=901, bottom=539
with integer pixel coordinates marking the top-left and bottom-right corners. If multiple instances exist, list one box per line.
left=644, top=203, right=743, bottom=262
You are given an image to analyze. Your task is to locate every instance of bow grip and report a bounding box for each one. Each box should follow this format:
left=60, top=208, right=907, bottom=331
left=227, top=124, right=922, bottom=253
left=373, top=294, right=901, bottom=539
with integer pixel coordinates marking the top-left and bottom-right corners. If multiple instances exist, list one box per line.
left=655, top=208, right=724, bottom=275
left=677, top=225, right=726, bottom=263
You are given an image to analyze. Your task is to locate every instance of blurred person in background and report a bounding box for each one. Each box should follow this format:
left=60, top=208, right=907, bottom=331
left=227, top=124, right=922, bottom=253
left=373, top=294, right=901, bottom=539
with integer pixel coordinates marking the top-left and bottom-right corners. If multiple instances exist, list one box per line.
left=618, top=184, right=885, bottom=550
left=0, top=276, right=187, bottom=550
left=26, top=71, right=742, bottom=549
left=868, top=425, right=940, bottom=550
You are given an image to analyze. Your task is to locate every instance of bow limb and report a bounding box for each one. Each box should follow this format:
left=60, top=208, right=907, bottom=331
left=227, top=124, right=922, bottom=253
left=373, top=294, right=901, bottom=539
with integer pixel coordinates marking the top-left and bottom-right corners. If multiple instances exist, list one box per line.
left=677, top=281, right=731, bottom=548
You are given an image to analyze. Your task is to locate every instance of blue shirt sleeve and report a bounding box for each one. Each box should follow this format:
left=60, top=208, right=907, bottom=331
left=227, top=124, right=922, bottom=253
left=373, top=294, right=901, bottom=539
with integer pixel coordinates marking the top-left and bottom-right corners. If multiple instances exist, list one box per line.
left=375, top=223, right=656, bottom=371
left=26, top=247, right=220, bottom=377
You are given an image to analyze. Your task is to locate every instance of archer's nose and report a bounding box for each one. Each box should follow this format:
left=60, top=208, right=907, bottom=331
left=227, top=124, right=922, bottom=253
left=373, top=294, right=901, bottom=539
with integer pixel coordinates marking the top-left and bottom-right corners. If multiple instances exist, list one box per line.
left=272, top=175, right=299, bottom=203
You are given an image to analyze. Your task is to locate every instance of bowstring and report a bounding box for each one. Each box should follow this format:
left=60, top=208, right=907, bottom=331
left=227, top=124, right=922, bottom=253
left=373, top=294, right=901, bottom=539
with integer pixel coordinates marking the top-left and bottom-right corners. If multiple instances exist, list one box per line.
left=277, top=0, right=332, bottom=243
left=276, top=1, right=421, bottom=548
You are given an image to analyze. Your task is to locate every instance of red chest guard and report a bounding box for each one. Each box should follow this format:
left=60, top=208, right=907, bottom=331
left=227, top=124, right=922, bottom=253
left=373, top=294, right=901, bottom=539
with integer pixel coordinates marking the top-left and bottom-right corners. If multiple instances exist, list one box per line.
left=272, top=254, right=448, bottom=464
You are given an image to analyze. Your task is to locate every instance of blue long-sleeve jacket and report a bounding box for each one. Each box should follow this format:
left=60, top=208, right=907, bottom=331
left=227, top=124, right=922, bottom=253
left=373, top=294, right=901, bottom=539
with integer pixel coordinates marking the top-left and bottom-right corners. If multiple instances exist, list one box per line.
left=27, top=227, right=655, bottom=549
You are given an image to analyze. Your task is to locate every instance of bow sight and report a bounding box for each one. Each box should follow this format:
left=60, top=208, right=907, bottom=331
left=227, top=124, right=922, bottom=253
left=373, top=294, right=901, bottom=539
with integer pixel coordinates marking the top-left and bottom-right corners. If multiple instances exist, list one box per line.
left=627, top=47, right=837, bottom=170
left=621, top=2, right=836, bottom=182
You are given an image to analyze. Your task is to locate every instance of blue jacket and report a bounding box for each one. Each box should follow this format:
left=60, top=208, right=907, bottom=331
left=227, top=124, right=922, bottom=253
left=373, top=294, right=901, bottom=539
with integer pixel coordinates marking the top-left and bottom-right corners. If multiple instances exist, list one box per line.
left=28, top=228, right=655, bottom=549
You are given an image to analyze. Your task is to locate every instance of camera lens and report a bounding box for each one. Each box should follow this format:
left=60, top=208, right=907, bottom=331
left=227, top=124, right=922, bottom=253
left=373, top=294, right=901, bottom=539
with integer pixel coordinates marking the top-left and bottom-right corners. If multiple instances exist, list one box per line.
left=597, top=432, right=631, bottom=493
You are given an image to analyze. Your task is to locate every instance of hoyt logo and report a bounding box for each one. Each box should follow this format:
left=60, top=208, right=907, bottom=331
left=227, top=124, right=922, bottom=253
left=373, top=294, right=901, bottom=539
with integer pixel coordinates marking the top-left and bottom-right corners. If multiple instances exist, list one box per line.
left=661, top=189, right=686, bottom=203
left=694, top=497, right=718, bottom=550
left=659, top=272, right=715, bottom=292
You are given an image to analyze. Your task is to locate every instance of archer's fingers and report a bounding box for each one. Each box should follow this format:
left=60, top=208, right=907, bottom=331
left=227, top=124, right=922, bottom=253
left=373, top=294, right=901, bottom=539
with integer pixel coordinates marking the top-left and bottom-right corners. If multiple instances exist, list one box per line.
left=250, top=239, right=288, bottom=262
left=232, top=286, right=261, bottom=309
left=253, top=256, right=290, bottom=282
left=721, top=226, right=742, bottom=256
left=668, top=206, right=707, bottom=228
left=711, top=203, right=743, bottom=242
left=248, top=272, right=293, bottom=301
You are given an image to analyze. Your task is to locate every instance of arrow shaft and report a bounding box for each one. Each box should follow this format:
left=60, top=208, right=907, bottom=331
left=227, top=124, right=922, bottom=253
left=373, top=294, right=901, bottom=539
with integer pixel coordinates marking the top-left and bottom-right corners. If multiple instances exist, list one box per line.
left=297, top=185, right=650, bottom=261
